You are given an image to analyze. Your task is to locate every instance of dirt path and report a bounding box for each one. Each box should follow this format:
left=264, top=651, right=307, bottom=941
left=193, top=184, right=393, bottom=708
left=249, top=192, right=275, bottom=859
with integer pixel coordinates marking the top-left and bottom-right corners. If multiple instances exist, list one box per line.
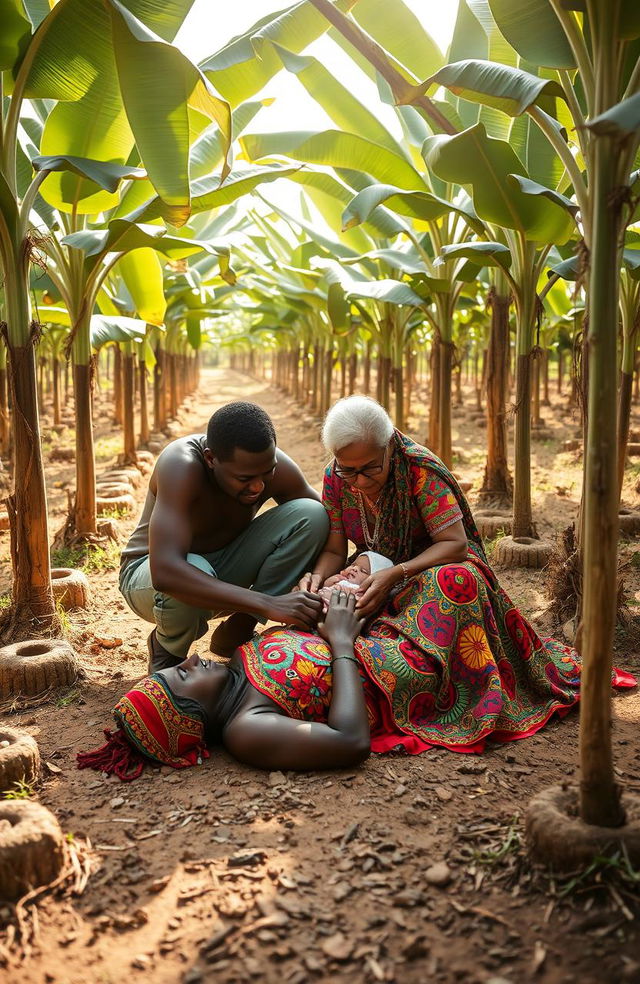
left=1, top=367, right=639, bottom=984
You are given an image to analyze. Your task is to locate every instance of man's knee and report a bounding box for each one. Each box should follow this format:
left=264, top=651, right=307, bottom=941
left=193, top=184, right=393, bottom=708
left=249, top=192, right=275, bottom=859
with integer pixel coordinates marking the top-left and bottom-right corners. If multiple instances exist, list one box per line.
left=287, top=498, right=329, bottom=540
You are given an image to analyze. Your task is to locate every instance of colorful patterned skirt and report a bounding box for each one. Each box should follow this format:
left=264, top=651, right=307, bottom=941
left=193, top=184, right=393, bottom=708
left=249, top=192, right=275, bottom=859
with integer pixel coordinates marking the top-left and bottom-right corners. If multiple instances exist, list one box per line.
left=239, top=561, right=636, bottom=755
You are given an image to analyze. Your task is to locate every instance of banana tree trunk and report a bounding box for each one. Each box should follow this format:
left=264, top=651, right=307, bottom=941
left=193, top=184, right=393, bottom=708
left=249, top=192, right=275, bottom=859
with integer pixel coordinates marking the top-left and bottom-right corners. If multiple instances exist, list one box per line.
left=428, top=338, right=440, bottom=453
left=138, top=355, right=150, bottom=447
left=510, top=253, right=539, bottom=542
left=617, top=291, right=639, bottom=499
left=579, top=77, right=625, bottom=827
left=121, top=342, right=136, bottom=463
left=0, top=343, right=11, bottom=456
left=3, top=258, right=54, bottom=625
left=52, top=357, right=61, bottom=427
left=113, top=345, right=123, bottom=425
left=479, top=287, right=512, bottom=505
left=438, top=340, right=454, bottom=468
left=71, top=311, right=97, bottom=536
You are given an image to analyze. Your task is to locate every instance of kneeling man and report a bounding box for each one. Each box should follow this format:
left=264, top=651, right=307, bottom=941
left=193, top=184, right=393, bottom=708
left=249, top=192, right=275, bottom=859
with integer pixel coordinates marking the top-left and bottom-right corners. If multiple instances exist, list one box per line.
left=119, top=402, right=328, bottom=670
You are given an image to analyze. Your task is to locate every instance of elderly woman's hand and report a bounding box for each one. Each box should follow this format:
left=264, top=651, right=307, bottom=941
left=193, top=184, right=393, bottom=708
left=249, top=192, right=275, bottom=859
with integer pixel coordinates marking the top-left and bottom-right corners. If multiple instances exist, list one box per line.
left=355, top=567, right=400, bottom=618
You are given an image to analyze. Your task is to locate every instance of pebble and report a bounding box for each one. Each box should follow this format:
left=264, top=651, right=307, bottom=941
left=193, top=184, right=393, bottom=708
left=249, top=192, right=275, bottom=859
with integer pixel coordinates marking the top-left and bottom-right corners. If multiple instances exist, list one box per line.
left=0, top=740, right=10, bottom=748
left=424, top=862, right=452, bottom=887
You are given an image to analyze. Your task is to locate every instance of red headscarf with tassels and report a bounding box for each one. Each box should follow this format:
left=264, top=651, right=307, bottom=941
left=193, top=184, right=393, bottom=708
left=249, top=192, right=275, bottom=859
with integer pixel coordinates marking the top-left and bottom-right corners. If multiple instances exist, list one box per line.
left=77, top=675, right=209, bottom=781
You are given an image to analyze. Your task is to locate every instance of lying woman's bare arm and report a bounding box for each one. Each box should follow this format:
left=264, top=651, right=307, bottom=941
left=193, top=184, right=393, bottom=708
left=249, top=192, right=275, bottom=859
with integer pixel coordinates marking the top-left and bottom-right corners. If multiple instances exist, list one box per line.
left=223, top=592, right=370, bottom=770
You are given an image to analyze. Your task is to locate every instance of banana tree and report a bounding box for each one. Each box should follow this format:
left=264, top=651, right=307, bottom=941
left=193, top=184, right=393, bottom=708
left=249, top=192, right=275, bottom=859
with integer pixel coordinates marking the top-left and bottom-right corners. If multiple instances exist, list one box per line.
left=0, top=0, right=231, bottom=627
left=418, top=0, right=640, bottom=833
left=422, top=123, right=575, bottom=537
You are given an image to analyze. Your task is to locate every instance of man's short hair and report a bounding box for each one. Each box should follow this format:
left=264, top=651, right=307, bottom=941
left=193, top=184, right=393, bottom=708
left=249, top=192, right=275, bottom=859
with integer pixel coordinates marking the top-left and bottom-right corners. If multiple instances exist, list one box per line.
left=206, top=402, right=276, bottom=461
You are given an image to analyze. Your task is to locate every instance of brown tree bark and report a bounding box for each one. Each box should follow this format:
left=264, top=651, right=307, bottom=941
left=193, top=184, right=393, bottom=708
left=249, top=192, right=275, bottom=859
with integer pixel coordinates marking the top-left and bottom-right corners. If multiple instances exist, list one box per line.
left=478, top=290, right=512, bottom=507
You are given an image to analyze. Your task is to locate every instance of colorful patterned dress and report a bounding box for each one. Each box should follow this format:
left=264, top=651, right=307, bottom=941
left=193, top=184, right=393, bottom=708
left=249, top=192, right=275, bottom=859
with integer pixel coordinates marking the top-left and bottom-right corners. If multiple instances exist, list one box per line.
left=239, top=432, right=635, bottom=754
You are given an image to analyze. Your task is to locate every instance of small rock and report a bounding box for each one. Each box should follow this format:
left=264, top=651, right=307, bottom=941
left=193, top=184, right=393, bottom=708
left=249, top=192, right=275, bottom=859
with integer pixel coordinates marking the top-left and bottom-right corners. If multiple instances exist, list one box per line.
left=269, top=771, right=286, bottom=786
left=131, top=955, right=151, bottom=970
left=322, top=932, right=353, bottom=962
left=0, top=740, right=10, bottom=748
left=110, top=796, right=125, bottom=809
left=436, top=787, right=453, bottom=802
left=425, top=862, right=452, bottom=887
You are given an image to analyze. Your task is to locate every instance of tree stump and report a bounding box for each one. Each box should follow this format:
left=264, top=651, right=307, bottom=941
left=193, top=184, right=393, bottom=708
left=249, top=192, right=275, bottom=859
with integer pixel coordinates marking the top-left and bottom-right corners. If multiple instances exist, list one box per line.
left=493, top=536, right=553, bottom=569
left=0, top=800, right=65, bottom=900
left=619, top=509, right=640, bottom=535
left=51, top=568, right=91, bottom=610
left=0, top=727, right=40, bottom=793
left=96, top=493, right=136, bottom=516
left=562, top=439, right=581, bottom=453
left=526, top=785, right=640, bottom=870
left=474, top=513, right=513, bottom=540
left=0, top=511, right=9, bottom=532
left=96, top=518, right=121, bottom=541
left=0, top=639, right=79, bottom=698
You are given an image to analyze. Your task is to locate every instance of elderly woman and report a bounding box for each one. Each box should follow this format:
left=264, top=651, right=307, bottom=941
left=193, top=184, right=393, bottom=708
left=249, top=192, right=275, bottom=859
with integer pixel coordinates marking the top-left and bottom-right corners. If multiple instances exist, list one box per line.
left=238, top=396, right=633, bottom=755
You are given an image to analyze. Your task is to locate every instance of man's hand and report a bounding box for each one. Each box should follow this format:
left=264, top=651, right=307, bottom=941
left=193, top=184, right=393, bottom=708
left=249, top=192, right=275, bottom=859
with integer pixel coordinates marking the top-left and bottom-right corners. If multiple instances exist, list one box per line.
left=355, top=568, right=399, bottom=618
left=318, top=590, right=364, bottom=648
left=296, top=572, right=323, bottom=592
left=264, top=590, right=323, bottom=629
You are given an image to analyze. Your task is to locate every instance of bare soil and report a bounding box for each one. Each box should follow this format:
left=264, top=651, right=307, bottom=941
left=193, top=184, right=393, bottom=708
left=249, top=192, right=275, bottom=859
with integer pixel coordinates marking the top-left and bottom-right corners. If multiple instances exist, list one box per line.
left=1, top=366, right=639, bottom=984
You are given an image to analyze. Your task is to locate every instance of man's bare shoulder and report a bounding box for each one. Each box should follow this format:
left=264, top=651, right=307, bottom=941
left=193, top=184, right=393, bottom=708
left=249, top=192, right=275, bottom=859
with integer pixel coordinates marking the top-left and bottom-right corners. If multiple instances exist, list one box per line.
left=152, top=435, right=206, bottom=494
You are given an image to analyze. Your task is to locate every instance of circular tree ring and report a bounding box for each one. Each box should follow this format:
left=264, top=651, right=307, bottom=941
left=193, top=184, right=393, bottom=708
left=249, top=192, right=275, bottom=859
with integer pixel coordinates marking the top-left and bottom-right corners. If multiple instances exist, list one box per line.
left=493, top=535, right=553, bottom=569
left=0, top=727, right=40, bottom=793
left=526, top=785, right=640, bottom=870
left=474, top=513, right=513, bottom=540
left=100, top=469, right=141, bottom=488
left=51, top=568, right=91, bottom=610
left=95, top=482, right=132, bottom=498
left=96, top=493, right=136, bottom=516
left=0, top=800, right=65, bottom=900
left=0, top=639, right=79, bottom=699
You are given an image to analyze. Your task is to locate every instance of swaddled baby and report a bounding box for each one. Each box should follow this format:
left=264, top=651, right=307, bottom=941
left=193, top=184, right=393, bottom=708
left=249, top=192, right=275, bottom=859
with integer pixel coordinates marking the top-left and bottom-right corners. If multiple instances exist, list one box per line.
left=318, top=550, right=394, bottom=612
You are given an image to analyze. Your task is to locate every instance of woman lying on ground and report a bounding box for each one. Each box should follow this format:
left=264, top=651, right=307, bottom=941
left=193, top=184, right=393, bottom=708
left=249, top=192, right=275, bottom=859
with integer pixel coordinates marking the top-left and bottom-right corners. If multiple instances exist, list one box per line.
left=78, top=591, right=372, bottom=779
left=80, top=395, right=635, bottom=780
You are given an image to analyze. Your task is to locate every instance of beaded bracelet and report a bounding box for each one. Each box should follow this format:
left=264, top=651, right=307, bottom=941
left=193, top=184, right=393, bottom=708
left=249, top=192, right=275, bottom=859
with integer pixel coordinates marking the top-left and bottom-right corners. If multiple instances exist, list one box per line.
left=332, top=654, right=359, bottom=665
left=399, top=562, right=410, bottom=585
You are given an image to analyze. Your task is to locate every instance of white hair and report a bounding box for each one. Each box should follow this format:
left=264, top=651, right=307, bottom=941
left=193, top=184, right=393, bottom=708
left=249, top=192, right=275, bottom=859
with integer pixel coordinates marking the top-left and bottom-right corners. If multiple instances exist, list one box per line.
left=322, top=396, right=394, bottom=453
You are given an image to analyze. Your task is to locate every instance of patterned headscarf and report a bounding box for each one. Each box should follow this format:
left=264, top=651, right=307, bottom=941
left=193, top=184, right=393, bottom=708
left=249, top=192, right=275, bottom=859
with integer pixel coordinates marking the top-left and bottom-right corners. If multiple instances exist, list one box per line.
left=375, top=431, right=488, bottom=565
left=77, top=674, right=209, bottom=781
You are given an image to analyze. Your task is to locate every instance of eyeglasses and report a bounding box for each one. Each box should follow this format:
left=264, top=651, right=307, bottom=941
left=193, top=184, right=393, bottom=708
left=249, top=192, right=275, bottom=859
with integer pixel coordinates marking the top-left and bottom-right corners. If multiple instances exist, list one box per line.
left=333, top=446, right=387, bottom=482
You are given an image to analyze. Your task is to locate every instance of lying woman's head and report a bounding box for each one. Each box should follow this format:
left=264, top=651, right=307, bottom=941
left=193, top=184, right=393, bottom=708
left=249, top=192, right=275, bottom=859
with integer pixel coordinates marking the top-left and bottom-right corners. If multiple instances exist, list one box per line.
left=76, top=666, right=211, bottom=781
left=322, top=396, right=394, bottom=455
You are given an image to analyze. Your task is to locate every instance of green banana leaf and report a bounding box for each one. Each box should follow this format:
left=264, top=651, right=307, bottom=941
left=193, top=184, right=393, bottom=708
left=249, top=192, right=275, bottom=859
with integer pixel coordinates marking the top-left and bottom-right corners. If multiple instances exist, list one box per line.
left=240, top=129, right=426, bottom=192
left=29, top=0, right=201, bottom=216
left=62, top=220, right=234, bottom=282
left=90, top=313, right=147, bottom=349
left=128, top=164, right=300, bottom=223
left=436, top=241, right=513, bottom=273
left=426, top=59, right=564, bottom=118
left=487, top=0, right=576, bottom=68
left=423, top=123, right=574, bottom=244
left=0, top=0, right=32, bottom=71
left=114, top=248, right=166, bottom=326
left=107, top=0, right=231, bottom=225
left=200, top=0, right=357, bottom=106
left=32, top=155, right=146, bottom=193
left=270, top=43, right=406, bottom=156
left=586, top=91, right=640, bottom=139
left=342, top=182, right=485, bottom=234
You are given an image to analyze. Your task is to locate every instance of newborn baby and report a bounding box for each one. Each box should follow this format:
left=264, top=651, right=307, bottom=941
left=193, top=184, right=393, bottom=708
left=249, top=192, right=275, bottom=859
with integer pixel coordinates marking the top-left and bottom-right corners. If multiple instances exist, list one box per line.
left=319, top=551, right=394, bottom=612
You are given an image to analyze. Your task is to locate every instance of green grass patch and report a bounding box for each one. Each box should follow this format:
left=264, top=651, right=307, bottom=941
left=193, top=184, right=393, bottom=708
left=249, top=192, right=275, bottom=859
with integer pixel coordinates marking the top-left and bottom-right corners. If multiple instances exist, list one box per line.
left=51, top=540, right=120, bottom=575
left=3, top=778, right=35, bottom=800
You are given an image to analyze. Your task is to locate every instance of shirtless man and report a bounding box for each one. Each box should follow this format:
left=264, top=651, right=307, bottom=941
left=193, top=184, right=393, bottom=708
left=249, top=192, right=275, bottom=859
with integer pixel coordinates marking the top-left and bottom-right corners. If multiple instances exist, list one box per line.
left=119, top=402, right=328, bottom=670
